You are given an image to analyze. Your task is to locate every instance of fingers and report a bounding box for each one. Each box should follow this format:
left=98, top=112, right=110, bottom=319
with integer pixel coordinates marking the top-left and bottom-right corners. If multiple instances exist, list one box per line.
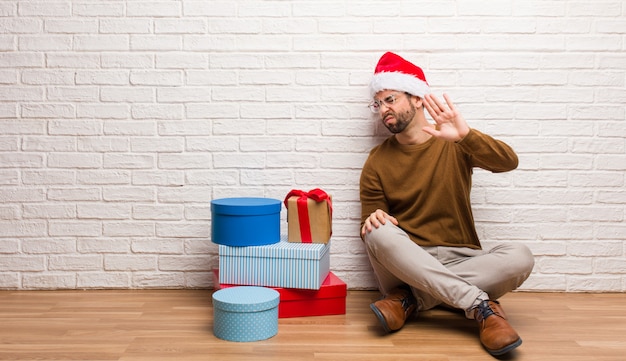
left=423, top=94, right=438, bottom=119
left=424, top=94, right=448, bottom=124
left=425, top=93, right=454, bottom=118
left=442, top=93, right=456, bottom=112
left=361, top=210, right=398, bottom=237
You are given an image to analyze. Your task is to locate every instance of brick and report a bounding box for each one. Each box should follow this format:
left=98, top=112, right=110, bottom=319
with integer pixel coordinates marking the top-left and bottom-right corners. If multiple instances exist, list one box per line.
left=47, top=153, right=102, bottom=168
left=155, top=19, right=207, bottom=34
left=105, top=255, right=157, bottom=271
left=567, top=276, right=622, bottom=292
left=21, top=104, right=75, bottom=118
left=77, top=273, right=130, bottom=289
left=18, top=35, right=72, bottom=51
left=155, top=222, right=209, bottom=238
left=0, top=86, right=43, bottom=101
left=157, top=187, right=213, bottom=204
left=77, top=203, right=131, bottom=220
left=23, top=204, right=76, bottom=219
left=18, top=2, right=70, bottom=16
left=0, top=256, right=45, bottom=271
left=0, top=239, right=19, bottom=253
left=103, top=187, right=155, bottom=202
left=185, top=170, right=238, bottom=186
left=103, top=222, right=155, bottom=237
left=22, top=274, right=76, bottom=289
left=22, top=238, right=75, bottom=254
left=49, top=221, right=102, bottom=237
left=22, top=170, right=75, bottom=185
left=75, top=70, right=129, bottom=85
left=99, top=19, right=151, bottom=34
left=132, top=272, right=186, bottom=288
left=47, top=86, right=99, bottom=102
left=46, top=53, right=99, bottom=68
left=158, top=153, right=212, bottom=169
left=103, top=154, right=155, bottom=169
left=131, top=239, right=184, bottom=254
left=132, top=171, right=184, bottom=186
left=157, top=120, right=212, bottom=135
left=74, top=35, right=129, bottom=51
left=73, top=3, right=124, bottom=16
left=130, top=70, right=183, bottom=86
left=77, top=170, right=131, bottom=185
left=77, top=239, right=131, bottom=254
left=130, top=137, right=184, bottom=153
left=130, top=35, right=181, bottom=51
left=127, top=1, right=181, bottom=17
left=0, top=274, right=21, bottom=289
left=156, top=52, right=209, bottom=68
left=101, top=53, right=154, bottom=69
left=131, top=104, right=183, bottom=120
left=157, top=87, right=211, bottom=102
left=0, top=189, right=45, bottom=203
left=158, top=256, right=212, bottom=271
left=45, top=19, right=98, bottom=33
left=183, top=1, right=236, bottom=16
left=0, top=171, right=17, bottom=185
left=77, top=104, right=130, bottom=119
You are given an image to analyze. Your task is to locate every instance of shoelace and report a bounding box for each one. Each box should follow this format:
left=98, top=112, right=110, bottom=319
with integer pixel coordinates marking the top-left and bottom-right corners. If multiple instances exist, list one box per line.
left=473, top=299, right=500, bottom=322
left=400, top=296, right=414, bottom=311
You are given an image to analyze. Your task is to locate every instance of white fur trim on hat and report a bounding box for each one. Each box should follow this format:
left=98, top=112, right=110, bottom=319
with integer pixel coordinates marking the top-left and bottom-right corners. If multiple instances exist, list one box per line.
left=370, top=71, right=430, bottom=98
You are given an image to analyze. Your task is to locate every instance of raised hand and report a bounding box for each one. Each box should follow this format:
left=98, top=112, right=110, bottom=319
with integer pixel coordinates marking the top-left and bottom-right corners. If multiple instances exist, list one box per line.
left=422, top=93, right=470, bottom=142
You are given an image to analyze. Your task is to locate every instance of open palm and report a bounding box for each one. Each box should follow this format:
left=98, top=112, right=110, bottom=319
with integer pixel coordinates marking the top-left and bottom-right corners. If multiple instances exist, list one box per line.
left=422, top=93, right=470, bottom=142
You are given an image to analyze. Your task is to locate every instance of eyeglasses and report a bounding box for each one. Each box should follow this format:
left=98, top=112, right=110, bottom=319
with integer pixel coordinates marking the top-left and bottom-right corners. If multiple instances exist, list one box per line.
left=368, top=92, right=404, bottom=113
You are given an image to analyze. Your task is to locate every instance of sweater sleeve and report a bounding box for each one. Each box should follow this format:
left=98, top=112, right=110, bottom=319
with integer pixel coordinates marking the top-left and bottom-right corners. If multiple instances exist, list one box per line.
left=359, top=155, right=388, bottom=230
left=456, top=129, right=519, bottom=173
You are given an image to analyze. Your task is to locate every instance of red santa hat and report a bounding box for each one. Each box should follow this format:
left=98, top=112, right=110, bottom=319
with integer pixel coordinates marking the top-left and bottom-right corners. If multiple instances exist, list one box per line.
left=369, top=52, right=430, bottom=98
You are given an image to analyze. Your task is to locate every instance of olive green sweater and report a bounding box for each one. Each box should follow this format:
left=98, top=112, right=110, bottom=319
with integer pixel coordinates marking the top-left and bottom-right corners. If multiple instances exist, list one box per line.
left=359, top=129, right=518, bottom=249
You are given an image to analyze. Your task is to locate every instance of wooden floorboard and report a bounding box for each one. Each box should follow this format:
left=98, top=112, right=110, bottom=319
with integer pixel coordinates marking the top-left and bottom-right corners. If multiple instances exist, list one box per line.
left=1, top=290, right=625, bottom=360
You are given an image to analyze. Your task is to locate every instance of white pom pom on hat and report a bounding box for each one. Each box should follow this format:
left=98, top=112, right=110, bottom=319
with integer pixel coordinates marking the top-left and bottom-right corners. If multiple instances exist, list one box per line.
left=369, top=52, right=430, bottom=98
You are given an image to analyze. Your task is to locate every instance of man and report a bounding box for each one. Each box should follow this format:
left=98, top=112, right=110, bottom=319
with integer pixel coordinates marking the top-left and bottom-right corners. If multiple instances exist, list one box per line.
left=360, top=52, right=535, bottom=356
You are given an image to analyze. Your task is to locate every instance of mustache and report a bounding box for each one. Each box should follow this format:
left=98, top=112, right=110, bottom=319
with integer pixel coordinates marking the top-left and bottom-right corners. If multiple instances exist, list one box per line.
left=383, top=111, right=395, bottom=120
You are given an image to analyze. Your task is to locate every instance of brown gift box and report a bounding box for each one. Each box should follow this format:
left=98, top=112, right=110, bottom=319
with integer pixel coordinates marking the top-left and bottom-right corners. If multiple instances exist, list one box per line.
left=284, top=189, right=332, bottom=244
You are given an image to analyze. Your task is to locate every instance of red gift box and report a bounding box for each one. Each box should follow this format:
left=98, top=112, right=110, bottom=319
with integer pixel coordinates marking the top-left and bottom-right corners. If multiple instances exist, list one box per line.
left=212, top=269, right=346, bottom=318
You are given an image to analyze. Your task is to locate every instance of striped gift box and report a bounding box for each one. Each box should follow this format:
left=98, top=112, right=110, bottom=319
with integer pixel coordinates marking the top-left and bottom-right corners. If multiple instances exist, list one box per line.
left=218, top=235, right=330, bottom=290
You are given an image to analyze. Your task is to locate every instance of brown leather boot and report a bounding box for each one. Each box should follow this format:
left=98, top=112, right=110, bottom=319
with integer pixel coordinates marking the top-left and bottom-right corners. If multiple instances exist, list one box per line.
left=474, top=300, right=522, bottom=356
left=370, top=287, right=417, bottom=333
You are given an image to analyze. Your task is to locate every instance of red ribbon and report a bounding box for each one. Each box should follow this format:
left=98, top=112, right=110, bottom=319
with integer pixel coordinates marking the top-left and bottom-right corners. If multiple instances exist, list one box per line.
left=284, top=188, right=332, bottom=243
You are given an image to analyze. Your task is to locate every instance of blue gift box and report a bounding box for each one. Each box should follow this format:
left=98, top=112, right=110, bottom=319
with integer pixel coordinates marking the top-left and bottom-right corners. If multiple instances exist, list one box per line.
left=211, top=197, right=281, bottom=246
left=219, top=235, right=330, bottom=290
left=212, top=286, right=279, bottom=342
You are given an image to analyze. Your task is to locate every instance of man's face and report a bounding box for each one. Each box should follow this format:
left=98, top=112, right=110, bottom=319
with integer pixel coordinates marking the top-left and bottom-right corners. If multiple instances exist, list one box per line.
left=372, top=90, right=416, bottom=134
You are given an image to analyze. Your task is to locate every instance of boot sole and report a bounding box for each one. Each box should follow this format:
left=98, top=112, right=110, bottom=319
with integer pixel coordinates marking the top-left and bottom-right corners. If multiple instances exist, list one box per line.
left=485, top=337, right=522, bottom=356
left=369, top=303, right=392, bottom=333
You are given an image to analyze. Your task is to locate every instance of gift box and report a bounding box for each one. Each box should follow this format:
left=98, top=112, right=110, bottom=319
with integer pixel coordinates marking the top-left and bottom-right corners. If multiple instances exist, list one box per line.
left=218, top=235, right=330, bottom=290
left=212, top=286, right=279, bottom=342
left=284, top=188, right=332, bottom=244
left=211, top=197, right=281, bottom=246
left=213, top=269, right=347, bottom=318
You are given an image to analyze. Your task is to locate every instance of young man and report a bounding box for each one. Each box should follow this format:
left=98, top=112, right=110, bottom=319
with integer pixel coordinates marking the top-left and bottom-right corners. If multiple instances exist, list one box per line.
left=359, top=52, right=535, bottom=356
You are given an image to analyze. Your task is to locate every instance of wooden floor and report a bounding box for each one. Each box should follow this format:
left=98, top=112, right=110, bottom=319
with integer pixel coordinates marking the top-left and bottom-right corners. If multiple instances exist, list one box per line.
left=1, top=290, right=625, bottom=361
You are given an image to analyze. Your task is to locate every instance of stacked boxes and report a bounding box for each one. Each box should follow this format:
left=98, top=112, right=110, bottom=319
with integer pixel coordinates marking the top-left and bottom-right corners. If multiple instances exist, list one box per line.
left=211, top=193, right=346, bottom=320
left=213, top=269, right=346, bottom=318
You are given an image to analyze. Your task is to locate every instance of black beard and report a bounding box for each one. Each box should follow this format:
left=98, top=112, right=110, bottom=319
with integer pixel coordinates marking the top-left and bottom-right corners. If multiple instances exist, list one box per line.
left=383, top=102, right=417, bottom=134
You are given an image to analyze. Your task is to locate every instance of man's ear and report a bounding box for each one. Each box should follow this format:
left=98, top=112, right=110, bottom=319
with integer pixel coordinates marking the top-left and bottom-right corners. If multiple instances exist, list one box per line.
left=412, top=95, right=423, bottom=108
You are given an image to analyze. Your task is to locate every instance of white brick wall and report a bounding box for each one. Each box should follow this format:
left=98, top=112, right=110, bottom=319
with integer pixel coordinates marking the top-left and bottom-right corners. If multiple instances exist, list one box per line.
left=0, top=0, right=624, bottom=291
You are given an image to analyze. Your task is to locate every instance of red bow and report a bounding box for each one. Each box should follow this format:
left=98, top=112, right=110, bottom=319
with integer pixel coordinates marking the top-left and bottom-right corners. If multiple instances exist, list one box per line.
left=284, top=188, right=332, bottom=243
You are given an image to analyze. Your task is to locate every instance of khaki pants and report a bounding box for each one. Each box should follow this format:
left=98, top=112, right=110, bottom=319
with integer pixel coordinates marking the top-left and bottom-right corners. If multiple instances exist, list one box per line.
left=364, top=222, right=534, bottom=318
